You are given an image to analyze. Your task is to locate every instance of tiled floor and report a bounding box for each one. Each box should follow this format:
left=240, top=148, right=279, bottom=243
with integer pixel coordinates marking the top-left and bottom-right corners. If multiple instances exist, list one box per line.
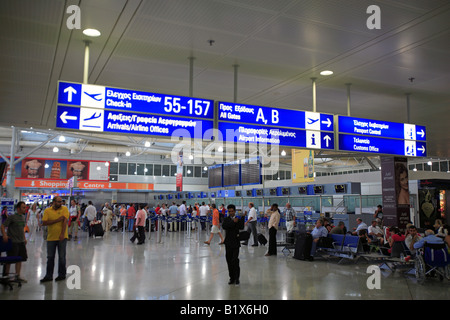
left=1, top=227, right=449, bottom=300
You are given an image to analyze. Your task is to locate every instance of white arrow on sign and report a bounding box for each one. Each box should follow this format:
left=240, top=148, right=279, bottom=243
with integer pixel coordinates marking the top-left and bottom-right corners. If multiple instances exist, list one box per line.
left=323, top=135, right=332, bottom=147
left=321, top=117, right=332, bottom=128
left=417, top=129, right=425, bottom=138
left=64, top=86, right=77, bottom=102
left=60, top=111, right=78, bottom=124
left=418, top=146, right=426, bottom=154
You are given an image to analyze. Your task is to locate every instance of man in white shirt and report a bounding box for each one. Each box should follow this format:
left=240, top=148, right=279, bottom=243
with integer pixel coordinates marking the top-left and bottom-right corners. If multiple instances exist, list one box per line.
left=284, top=203, right=296, bottom=233
left=244, top=202, right=258, bottom=247
left=84, top=201, right=97, bottom=237
left=352, top=218, right=368, bottom=236
left=179, top=201, right=187, bottom=231
left=368, top=220, right=384, bottom=245
left=199, top=202, right=209, bottom=231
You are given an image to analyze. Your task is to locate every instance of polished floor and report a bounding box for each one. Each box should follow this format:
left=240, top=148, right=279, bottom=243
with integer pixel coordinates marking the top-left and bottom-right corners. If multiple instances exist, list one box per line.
left=1, top=225, right=449, bottom=300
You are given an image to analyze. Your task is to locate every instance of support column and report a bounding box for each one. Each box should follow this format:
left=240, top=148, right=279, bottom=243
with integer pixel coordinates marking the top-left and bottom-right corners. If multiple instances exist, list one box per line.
left=6, top=127, right=17, bottom=199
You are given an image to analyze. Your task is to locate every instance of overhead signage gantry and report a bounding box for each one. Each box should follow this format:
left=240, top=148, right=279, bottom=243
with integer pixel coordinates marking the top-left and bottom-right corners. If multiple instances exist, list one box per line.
left=55, top=81, right=428, bottom=158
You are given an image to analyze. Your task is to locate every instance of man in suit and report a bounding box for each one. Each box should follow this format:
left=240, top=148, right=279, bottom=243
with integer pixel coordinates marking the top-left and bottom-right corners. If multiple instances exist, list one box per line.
left=222, top=204, right=244, bottom=286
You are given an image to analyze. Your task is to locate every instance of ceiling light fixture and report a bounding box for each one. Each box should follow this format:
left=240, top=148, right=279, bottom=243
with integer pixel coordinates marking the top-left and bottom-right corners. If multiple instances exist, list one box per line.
left=59, top=135, right=65, bottom=142
left=53, top=147, right=59, bottom=153
left=83, top=28, right=101, bottom=37
left=281, top=150, right=286, bottom=156
left=125, top=151, right=131, bottom=157
left=320, top=70, right=333, bottom=76
left=114, top=157, right=119, bottom=162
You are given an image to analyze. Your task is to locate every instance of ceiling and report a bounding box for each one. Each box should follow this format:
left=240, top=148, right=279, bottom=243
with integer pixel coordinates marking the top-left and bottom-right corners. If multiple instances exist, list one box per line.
left=1, top=0, right=449, bottom=169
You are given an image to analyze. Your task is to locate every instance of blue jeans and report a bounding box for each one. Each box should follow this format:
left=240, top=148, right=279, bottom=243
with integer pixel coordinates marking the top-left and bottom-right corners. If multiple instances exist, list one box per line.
left=45, top=239, right=67, bottom=278
left=128, top=219, right=135, bottom=231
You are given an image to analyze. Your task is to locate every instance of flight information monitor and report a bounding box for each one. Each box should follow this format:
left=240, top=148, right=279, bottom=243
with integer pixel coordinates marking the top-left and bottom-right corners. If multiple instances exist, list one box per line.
left=240, top=157, right=262, bottom=185
left=208, top=165, right=223, bottom=188
left=223, top=161, right=240, bottom=187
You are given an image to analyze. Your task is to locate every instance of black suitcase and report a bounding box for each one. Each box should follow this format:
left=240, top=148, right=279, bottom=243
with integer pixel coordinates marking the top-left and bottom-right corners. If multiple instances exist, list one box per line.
left=257, top=233, right=267, bottom=246
left=92, top=223, right=104, bottom=237
left=286, top=232, right=295, bottom=244
left=293, top=233, right=312, bottom=260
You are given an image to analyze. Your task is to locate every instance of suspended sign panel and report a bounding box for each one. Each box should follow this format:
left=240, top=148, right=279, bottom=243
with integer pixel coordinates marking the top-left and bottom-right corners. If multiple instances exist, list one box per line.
left=218, top=122, right=334, bottom=150
left=56, top=105, right=213, bottom=140
left=58, top=81, right=214, bottom=120
left=338, top=116, right=426, bottom=141
left=337, top=115, right=427, bottom=157
left=218, top=102, right=334, bottom=131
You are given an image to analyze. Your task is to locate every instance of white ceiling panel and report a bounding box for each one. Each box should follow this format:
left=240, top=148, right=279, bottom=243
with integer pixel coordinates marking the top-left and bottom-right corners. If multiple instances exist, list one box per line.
left=0, top=0, right=449, bottom=161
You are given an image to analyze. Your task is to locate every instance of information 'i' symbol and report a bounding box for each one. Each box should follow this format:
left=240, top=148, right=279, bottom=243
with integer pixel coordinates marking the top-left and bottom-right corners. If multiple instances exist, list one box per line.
left=311, top=133, right=316, bottom=146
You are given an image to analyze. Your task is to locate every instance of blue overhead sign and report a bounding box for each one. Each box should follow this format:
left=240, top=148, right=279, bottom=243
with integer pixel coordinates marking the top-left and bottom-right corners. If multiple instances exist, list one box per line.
left=338, top=115, right=426, bottom=141
left=218, top=122, right=334, bottom=150
left=56, top=105, right=213, bottom=139
left=218, top=101, right=333, bottom=131
left=338, top=134, right=427, bottom=157
left=337, top=115, right=427, bottom=157
left=58, top=81, right=214, bottom=120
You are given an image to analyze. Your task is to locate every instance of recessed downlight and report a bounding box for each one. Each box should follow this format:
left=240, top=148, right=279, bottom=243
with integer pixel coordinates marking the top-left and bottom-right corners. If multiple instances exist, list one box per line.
left=83, top=28, right=101, bottom=37
left=320, top=70, right=333, bottom=76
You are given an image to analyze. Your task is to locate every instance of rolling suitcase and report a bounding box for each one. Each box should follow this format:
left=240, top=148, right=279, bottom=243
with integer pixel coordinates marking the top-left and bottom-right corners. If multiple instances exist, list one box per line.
left=293, top=233, right=312, bottom=260
left=92, top=223, right=104, bottom=238
left=286, top=232, right=295, bottom=244
left=257, top=233, right=267, bottom=246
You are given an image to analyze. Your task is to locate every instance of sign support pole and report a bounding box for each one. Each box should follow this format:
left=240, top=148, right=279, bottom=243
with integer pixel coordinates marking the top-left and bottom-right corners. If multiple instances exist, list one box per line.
left=233, top=64, right=239, bottom=103
left=406, top=93, right=411, bottom=123
left=83, top=40, right=91, bottom=84
left=188, top=56, right=195, bottom=97
left=346, top=83, right=352, bottom=116
left=311, top=77, right=317, bottom=112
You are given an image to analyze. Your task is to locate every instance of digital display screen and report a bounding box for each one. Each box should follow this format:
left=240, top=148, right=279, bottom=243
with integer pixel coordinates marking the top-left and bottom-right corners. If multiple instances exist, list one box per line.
left=335, top=184, right=346, bottom=193
left=270, top=188, right=277, bottom=196
left=313, top=185, right=323, bottom=194
left=208, top=165, right=223, bottom=188
left=240, top=157, right=262, bottom=185
left=282, top=188, right=290, bottom=195
left=223, top=162, right=240, bottom=187
left=235, top=191, right=241, bottom=197
left=298, top=186, right=307, bottom=194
